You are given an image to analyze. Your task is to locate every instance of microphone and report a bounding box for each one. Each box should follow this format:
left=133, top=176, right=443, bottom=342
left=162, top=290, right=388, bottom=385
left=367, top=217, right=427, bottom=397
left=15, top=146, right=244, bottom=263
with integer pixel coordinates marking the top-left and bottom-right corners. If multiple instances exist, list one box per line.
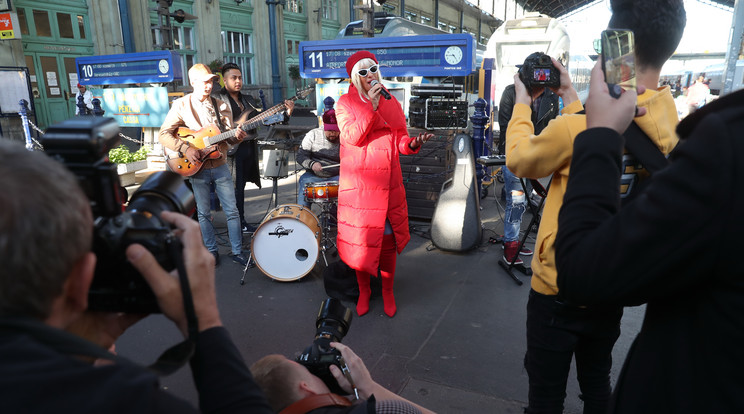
left=370, top=80, right=391, bottom=100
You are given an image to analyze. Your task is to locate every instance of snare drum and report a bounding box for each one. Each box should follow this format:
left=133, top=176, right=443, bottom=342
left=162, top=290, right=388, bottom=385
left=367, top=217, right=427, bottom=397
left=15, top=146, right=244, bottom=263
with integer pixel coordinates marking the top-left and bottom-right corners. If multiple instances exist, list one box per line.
left=251, top=204, right=321, bottom=281
left=304, top=181, right=339, bottom=203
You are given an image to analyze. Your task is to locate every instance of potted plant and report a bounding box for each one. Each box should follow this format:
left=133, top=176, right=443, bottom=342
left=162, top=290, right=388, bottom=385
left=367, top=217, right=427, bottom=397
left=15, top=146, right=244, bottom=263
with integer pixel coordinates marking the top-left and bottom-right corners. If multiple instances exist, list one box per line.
left=108, top=145, right=149, bottom=186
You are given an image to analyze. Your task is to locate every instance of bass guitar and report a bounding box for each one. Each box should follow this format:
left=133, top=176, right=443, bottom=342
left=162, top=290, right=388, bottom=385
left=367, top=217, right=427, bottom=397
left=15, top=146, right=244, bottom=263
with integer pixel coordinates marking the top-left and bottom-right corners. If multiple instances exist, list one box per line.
left=166, top=85, right=314, bottom=177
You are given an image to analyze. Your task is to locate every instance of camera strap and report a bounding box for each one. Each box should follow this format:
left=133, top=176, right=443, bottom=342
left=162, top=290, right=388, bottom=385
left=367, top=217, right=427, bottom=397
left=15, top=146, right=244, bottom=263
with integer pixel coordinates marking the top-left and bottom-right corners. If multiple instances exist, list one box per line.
left=279, top=393, right=353, bottom=414
left=146, top=236, right=199, bottom=376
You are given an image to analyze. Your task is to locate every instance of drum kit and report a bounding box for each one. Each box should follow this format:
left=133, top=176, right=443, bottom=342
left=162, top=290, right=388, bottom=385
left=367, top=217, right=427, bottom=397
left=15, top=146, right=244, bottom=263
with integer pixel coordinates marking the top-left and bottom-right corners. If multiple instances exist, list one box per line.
left=240, top=180, right=340, bottom=284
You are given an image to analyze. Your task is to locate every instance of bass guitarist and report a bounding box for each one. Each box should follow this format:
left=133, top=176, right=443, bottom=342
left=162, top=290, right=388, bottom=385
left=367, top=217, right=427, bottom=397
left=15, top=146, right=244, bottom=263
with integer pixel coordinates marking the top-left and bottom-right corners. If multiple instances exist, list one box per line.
left=216, top=62, right=294, bottom=234
left=158, top=63, right=249, bottom=268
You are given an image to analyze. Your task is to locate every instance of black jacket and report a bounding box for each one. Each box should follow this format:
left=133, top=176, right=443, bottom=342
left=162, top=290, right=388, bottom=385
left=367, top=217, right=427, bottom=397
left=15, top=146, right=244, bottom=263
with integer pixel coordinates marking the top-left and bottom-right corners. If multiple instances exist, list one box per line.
left=497, top=84, right=559, bottom=154
left=217, top=87, right=262, bottom=188
left=556, top=90, right=744, bottom=413
left=0, top=321, right=273, bottom=414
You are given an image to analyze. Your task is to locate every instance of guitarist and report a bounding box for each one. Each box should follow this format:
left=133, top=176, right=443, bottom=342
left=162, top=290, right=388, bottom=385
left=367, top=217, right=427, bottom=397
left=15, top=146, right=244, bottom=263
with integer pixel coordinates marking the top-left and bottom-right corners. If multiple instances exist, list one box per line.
left=158, top=63, right=249, bottom=267
left=215, top=62, right=294, bottom=234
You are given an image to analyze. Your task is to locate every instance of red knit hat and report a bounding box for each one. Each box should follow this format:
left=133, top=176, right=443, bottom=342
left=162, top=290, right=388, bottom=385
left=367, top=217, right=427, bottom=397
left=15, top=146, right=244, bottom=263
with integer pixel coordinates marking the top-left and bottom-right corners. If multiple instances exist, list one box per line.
left=346, top=50, right=378, bottom=77
left=322, top=109, right=339, bottom=131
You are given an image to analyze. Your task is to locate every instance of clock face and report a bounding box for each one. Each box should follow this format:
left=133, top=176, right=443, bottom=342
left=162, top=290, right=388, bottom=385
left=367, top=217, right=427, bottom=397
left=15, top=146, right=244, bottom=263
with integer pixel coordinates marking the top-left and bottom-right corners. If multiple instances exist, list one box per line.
left=158, top=59, right=169, bottom=74
left=444, top=46, right=463, bottom=65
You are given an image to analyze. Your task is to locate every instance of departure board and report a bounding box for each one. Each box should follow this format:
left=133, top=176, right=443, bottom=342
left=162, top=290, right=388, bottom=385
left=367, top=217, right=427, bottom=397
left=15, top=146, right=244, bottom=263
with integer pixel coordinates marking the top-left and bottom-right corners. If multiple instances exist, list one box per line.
left=299, top=34, right=475, bottom=78
left=76, top=51, right=183, bottom=85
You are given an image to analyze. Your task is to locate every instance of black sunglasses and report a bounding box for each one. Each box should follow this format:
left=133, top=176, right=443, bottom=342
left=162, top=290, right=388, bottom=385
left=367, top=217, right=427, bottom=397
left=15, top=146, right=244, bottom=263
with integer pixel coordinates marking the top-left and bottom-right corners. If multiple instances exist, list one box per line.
left=355, top=65, right=379, bottom=77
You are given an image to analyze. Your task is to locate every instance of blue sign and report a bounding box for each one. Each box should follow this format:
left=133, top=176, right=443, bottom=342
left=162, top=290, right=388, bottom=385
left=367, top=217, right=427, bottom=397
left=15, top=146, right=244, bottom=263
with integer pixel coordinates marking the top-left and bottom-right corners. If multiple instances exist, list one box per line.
left=93, top=87, right=169, bottom=127
left=299, top=34, right=475, bottom=79
left=76, top=51, right=183, bottom=85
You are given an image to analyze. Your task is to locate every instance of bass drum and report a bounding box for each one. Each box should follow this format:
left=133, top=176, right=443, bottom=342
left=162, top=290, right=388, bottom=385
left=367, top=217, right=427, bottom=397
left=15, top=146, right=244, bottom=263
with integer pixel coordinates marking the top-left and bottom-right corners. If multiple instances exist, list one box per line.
left=251, top=204, right=320, bottom=281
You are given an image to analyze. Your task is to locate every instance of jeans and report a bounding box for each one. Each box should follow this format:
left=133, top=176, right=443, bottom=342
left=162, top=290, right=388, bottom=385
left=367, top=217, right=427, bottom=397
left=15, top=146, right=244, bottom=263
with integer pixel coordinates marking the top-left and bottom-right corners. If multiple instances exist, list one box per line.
left=503, top=166, right=527, bottom=243
left=298, top=171, right=339, bottom=207
left=525, top=289, right=623, bottom=414
left=189, top=164, right=242, bottom=255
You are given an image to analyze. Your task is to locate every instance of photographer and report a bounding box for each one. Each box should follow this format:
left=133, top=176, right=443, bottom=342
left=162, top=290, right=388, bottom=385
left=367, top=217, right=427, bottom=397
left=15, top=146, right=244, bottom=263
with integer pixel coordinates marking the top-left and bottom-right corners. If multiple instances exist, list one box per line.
left=497, top=52, right=563, bottom=265
left=0, top=140, right=272, bottom=413
left=557, top=61, right=744, bottom=414
left=251, top=342, right=434, bottom=414
left=505, top=1, right=686, bottom=412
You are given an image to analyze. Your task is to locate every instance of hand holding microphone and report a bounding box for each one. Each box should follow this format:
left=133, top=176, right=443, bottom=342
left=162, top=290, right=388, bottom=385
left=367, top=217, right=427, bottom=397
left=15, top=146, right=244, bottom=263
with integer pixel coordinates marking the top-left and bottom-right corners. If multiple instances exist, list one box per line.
left=370, top=80, right=391, bottom=100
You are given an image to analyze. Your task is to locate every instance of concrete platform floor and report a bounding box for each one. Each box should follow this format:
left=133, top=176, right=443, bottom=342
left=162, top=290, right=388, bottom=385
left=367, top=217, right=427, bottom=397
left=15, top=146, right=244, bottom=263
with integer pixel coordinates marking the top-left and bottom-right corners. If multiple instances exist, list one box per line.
left=117, top=166, right=645, bottom=413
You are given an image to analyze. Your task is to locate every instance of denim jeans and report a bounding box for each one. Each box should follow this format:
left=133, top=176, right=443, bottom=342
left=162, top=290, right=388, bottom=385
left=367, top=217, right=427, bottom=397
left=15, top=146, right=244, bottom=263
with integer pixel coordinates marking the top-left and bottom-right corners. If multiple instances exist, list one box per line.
left=525, top=289, right=623, bottom=414
left=189, top=164, right=242, bottom=255
left=298, top=171, right=339, bottom=207
left=503, top=166, right=527, bottom=243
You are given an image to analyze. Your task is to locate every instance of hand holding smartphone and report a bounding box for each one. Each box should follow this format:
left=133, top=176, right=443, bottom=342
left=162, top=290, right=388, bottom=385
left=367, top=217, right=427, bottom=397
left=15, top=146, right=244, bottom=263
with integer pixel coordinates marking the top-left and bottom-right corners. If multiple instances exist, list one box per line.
left=601, top=29, right=636, bottom=99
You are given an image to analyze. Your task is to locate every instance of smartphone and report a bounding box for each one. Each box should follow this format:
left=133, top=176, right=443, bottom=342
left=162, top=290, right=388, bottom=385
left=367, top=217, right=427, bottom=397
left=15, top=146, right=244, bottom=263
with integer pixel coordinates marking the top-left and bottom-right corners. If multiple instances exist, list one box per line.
left=601, top=29, right=636, bottom=98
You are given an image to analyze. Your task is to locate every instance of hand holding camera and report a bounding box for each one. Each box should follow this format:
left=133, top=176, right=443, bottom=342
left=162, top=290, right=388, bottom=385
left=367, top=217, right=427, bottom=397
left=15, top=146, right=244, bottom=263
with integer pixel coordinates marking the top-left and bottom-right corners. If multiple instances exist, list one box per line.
left=127, top=211, right=222, bottom=337
left=296, top=298, right=354, bottom=395
left=514, top=53, right=578, bottom=107
left=328, top=342, right=373, bottom=398
left=518, top=52, right=561, bottom=91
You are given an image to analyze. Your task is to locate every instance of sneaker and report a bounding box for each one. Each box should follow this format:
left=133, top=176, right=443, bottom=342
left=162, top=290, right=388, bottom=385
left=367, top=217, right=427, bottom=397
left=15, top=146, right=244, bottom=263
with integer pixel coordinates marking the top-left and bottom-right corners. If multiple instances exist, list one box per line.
left=502, top=241, right=524, bottom=265
left=520, top=245, right=533, bottom=256
left=241, top=222, right=257, bottom=233
left=231, top=253, right=249, bottom=267
left=211, top=251, right=220, bottom=267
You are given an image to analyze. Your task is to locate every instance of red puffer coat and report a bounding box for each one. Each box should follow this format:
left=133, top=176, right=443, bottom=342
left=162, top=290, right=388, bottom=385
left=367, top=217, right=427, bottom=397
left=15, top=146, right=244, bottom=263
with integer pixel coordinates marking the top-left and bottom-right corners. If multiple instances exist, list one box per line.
left=335, top=84, right=420, bottom=275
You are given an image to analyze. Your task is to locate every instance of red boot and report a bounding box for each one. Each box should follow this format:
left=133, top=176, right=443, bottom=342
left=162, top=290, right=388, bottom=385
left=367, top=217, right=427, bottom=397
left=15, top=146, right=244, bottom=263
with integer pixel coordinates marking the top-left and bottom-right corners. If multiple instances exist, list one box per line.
left=380, top=234, right=398, bottom=317
left=355, top=270, right=371, bottom=316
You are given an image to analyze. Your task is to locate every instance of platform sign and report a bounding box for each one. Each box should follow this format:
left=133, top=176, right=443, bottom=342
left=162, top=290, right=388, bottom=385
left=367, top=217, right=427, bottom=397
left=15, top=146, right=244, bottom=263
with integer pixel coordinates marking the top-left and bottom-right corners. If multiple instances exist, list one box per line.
left=76, top=51, right=183, bottom=85
left=93, top=87, right=169, bottom=127
left=299, top=34, right=475, bottom=79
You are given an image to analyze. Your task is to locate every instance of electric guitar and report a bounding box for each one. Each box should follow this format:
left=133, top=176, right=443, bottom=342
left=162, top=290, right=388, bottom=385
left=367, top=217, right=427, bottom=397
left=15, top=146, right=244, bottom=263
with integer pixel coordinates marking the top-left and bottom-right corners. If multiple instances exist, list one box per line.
left=165, top=85, right=314, bottom=177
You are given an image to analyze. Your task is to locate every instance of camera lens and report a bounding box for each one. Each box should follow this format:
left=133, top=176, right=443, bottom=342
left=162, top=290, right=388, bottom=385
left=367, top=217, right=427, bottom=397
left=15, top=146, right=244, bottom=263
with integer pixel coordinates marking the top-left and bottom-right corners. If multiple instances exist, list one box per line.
left=315, top=298, right=353, bottom=343
left=127, top=171, right=195, bottom=218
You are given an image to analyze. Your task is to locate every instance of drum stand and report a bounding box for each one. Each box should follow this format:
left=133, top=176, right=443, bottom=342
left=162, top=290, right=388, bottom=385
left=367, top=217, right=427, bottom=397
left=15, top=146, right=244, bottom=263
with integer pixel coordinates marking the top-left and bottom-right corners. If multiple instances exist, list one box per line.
left=316, top=201, right=337, bottom=266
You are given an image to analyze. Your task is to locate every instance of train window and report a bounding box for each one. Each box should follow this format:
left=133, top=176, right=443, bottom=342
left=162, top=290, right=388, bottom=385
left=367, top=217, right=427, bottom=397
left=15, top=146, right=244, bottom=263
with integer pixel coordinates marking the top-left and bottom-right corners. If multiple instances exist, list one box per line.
left=499, top=43, right=549, bottom=67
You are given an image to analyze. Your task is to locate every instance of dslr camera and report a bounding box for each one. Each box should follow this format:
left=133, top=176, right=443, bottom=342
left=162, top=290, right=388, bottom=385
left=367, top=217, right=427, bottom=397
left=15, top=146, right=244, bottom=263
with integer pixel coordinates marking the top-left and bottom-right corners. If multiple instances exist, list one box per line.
left=518, top=52, right=560, bottom=91
left=297, top=298, right=354, bottom=395
left=42, top=117, right=195, bottom=313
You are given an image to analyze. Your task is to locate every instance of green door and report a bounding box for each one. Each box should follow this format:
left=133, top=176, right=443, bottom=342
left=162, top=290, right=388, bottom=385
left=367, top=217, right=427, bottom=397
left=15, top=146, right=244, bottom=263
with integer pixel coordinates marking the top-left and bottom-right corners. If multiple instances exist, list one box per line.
left=16, top=1, right=93, bottom=129
left=30, top=53, right=80, bottom=127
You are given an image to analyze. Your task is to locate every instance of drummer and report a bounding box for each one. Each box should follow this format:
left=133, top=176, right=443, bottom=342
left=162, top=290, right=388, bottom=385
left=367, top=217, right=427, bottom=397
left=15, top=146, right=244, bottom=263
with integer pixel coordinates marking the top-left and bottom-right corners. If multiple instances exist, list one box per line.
left=296, top=107, right=341, bottom=208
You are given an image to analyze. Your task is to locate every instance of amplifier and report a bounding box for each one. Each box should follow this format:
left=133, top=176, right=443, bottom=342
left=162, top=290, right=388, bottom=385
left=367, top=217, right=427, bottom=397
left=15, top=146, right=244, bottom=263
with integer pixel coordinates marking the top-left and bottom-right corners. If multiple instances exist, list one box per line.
left=411, top=84, right=463, bottom=98
left=262, top=149, right=288, bottom=178
left=409, top=98, right=468, bottom=130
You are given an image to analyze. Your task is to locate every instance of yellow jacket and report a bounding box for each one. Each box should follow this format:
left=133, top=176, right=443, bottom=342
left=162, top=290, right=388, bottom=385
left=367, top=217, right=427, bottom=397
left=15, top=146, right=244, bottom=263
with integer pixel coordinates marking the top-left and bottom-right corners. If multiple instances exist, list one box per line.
left=506, top=86, right=679, bottom=296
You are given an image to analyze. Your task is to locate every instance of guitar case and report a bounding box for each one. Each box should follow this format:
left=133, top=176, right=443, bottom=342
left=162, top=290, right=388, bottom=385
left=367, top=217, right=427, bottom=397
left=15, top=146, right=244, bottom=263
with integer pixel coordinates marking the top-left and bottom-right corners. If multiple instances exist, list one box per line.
left=430, top=133, right=482, bottom=252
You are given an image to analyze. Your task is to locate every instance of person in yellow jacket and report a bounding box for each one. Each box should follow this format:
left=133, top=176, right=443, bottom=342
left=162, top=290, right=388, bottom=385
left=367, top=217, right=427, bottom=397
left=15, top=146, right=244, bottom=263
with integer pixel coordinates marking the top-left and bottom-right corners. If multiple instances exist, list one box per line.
left=505, top=1, right=686, bottom=412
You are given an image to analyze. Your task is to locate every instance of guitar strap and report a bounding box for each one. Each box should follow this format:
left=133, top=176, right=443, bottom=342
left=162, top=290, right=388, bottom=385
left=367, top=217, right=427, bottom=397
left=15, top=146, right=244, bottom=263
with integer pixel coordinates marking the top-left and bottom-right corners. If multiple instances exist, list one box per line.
left=210, top=97, right=226, bottom=132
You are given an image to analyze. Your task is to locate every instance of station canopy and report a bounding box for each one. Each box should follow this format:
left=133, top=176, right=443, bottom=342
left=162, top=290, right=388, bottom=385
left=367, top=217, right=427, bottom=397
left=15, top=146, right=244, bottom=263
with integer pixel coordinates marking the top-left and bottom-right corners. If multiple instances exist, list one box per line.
left=519, top=0, right=735, bottom=18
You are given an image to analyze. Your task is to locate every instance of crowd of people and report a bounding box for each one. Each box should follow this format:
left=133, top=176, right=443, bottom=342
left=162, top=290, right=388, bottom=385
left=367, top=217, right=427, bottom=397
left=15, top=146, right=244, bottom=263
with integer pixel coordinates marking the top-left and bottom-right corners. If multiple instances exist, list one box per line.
left=3, top=0, right=744, bottom=412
